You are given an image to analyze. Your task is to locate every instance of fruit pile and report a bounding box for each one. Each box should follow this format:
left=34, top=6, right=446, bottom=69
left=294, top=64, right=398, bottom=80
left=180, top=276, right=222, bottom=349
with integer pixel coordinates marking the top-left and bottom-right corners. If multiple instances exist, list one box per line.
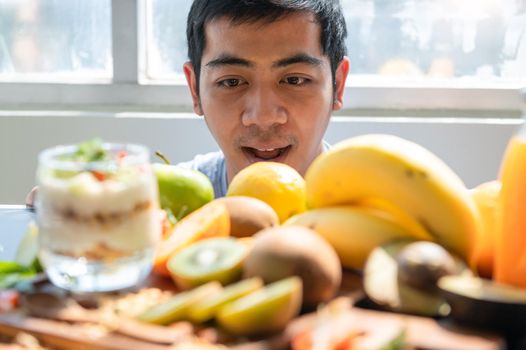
left=148, top=193, right=332, bottom=336
left=143, top=133, right=514, bottom=342
left=0, top=135, right=518, bottom=348
left=145, top=154, right=331, bottom=337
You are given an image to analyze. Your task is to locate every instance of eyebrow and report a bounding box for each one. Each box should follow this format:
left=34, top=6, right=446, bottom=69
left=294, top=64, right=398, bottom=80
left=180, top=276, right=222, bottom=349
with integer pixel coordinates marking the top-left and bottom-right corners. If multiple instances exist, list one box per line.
left=272, top=53, right=323, bottom=68
left=205, top=55, right=253, bottom=68
left=204, top=53, right=323, bottom=69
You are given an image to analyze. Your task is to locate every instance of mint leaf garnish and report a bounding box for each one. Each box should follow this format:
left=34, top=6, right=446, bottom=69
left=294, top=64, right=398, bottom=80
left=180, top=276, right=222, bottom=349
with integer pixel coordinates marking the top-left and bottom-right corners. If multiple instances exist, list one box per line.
left=75, top=138, right=109, bottom=162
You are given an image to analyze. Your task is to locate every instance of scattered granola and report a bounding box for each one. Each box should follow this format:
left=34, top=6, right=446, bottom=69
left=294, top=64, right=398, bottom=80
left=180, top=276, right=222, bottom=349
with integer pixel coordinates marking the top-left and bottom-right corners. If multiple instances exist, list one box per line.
left=99, top=287, right=174, bottom=318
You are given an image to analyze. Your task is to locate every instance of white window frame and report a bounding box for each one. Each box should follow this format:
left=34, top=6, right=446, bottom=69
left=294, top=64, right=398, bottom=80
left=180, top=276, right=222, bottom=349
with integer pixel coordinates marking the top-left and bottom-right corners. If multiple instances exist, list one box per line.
left=0, top=0, right=523, bottom=113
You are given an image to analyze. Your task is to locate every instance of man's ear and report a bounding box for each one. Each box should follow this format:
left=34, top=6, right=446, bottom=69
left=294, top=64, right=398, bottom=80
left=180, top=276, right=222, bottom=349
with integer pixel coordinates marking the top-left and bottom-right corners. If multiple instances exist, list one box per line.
left=183, top=62, right=204, bottom=116
left=332, top=56, right=350, bottom=111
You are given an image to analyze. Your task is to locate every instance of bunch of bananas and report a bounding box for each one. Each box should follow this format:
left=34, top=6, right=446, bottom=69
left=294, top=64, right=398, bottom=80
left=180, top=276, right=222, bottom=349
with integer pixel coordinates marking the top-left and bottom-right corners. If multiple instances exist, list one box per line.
left=285, top=134, right=481, bottom=271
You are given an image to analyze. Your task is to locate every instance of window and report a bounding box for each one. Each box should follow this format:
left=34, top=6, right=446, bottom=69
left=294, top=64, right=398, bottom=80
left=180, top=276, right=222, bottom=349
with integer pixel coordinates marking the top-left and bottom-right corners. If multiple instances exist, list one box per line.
left=144, top=0, right=192, bottom=80
left=0, top=0, right=111, bottom=81
left=0, top=0, right=523, bottom=111
left=343, top=0, right=526, bottom=81
left=146, top=0, right=526, bottom=82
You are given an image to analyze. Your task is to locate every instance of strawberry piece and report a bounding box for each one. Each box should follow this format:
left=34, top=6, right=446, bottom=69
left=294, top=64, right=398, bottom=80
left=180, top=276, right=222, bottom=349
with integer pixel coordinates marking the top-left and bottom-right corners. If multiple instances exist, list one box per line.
left=91, top=171, right=106, bottom=181
left=117, top=150, right=128, bottom=161
left=0, top=290, right=20, bottom=312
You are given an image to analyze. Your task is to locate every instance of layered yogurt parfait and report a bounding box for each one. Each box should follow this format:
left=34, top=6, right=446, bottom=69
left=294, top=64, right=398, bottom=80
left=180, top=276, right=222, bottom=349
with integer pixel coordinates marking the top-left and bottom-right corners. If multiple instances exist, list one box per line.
left=35, top=140, right=161, bottom=292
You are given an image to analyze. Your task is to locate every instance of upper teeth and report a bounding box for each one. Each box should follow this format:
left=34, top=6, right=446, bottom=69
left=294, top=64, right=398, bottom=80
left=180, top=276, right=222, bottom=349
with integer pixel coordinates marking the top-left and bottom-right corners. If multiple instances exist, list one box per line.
left=257, top=148, right=276, bottom=152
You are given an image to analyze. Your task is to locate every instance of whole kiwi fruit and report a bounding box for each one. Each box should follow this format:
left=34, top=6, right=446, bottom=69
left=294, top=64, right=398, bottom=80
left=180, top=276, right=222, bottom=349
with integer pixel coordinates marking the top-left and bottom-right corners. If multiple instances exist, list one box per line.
left=243, top=225, right=341, bottom=307
left=218, top=196, right=279, bottom=237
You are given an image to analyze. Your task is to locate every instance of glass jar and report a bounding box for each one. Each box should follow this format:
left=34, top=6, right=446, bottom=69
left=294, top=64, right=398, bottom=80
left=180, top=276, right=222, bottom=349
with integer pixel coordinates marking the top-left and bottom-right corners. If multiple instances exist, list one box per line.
left=35, top=142, right=161, bottom=292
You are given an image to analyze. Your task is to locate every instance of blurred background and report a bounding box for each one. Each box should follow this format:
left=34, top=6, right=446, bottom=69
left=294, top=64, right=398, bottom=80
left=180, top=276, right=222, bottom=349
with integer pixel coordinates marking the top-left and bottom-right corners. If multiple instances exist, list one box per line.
left=0, top=0, right=524, bottom=81
left=0, top=0, right=524, bottom=203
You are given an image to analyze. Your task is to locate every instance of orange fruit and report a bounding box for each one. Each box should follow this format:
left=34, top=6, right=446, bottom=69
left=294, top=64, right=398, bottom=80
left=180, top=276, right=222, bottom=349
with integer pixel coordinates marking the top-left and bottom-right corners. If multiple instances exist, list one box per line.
left=226, top=162, right=307, bottom=223
left=469, top=180, right=501, bottom=278
left=153, top=200, right=230, bottom=276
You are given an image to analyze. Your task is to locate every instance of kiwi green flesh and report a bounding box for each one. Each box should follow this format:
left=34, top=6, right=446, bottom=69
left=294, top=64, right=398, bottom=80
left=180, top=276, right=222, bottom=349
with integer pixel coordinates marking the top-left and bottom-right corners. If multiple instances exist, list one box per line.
left=188, top=277, right=263, bottom=323
left=137, top=282, right=222, bottom=325
left=217, top=277, right=302, bottom=336
left=168, top=238, right=247, bottom=279
left=223, top=277, right=299, bottom=314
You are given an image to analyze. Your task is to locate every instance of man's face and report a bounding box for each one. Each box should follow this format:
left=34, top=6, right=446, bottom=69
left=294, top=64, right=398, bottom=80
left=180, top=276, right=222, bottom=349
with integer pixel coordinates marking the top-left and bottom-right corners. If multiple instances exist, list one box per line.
left=184, top=12, right=349, bottom=183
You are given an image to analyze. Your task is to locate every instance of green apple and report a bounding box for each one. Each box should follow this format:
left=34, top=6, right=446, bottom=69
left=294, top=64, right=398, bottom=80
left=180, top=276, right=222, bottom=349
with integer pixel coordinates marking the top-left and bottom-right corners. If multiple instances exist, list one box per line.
left=152, top=163, right=214, bottom=221
left=216, top=276, right=302, bottom=336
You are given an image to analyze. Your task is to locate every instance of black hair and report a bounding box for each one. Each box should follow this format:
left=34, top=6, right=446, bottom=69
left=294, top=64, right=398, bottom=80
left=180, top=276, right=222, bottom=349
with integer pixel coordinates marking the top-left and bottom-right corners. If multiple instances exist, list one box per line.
left=186, top=0, right=347, bottom=94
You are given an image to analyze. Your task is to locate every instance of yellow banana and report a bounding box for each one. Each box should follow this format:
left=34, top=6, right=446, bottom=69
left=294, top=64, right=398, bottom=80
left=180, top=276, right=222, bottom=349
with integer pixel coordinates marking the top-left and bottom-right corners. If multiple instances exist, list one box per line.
left=305, top=134, right=480, bottom=259
left=355, top=197, right=433, bottom=241
left=284, top=206, right=433, bottom=270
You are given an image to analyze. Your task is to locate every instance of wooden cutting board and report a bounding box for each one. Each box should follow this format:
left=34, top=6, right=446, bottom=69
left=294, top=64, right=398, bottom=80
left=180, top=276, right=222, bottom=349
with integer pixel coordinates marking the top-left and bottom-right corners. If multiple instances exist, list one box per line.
left=0, top=271, right=505, bottom=350
left=0, top=299, right=505, bottom=350
left=0, top=312, right=174, bottom=350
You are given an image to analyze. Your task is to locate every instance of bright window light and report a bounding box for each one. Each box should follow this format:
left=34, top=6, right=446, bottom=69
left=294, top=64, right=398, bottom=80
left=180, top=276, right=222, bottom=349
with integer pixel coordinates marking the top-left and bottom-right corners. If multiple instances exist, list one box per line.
left=0, top=0, right=111, bottom=81
left=146, top=0, right=526, bottom=82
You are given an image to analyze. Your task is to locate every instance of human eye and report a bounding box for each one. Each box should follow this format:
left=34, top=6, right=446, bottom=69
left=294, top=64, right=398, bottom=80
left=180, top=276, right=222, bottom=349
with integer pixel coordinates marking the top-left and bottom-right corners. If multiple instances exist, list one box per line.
left=217, top=78, right=245, bottom=88
left=281, top=76, right=310, bottom=86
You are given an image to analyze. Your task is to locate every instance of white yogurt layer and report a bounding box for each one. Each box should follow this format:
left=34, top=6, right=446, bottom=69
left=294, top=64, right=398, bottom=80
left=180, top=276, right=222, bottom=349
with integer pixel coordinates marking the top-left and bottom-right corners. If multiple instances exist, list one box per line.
left=36, top=167, right=161, bottom=257
left=38, top=168, right=157, bottom=215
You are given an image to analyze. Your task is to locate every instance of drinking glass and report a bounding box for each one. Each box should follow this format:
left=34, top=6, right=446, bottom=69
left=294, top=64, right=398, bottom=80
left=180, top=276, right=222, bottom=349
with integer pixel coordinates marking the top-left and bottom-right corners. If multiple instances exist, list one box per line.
left=35, top=142, right=161, bottom=292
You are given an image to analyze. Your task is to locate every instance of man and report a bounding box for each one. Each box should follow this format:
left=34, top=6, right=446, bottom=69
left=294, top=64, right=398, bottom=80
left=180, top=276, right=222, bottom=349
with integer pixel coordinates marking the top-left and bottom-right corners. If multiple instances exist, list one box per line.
left=176, top=0, right=350, bottom=197
left=26, top=0, right=350, bottom=205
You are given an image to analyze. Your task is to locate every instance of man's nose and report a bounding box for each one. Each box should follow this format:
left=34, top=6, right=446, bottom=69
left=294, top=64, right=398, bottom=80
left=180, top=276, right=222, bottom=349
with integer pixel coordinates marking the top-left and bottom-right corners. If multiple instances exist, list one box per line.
left=241, top=85, right=287, bottom=129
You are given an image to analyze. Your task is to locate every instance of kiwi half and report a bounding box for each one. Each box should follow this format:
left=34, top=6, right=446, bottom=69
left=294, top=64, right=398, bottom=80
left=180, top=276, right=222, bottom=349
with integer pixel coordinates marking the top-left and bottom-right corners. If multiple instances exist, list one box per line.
left=216, top=276, right=303, bottom=336
left=137, top=281, right=222, bottom=325
left=167, top=237, right=248, bottom=290
left=188, top=277, right=264, bottom=323
left=218, top=196, right=279, bottom=237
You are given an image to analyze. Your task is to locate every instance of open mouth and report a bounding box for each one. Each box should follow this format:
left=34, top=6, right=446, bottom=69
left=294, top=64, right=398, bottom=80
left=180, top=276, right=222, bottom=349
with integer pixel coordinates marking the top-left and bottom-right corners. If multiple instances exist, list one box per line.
left=242, top=145, right=292, bottom=162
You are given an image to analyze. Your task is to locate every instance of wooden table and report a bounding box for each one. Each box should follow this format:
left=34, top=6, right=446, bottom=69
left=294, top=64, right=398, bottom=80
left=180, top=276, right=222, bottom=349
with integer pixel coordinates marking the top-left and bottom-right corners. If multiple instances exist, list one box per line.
left=0, top=206, right=509, bottom=349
